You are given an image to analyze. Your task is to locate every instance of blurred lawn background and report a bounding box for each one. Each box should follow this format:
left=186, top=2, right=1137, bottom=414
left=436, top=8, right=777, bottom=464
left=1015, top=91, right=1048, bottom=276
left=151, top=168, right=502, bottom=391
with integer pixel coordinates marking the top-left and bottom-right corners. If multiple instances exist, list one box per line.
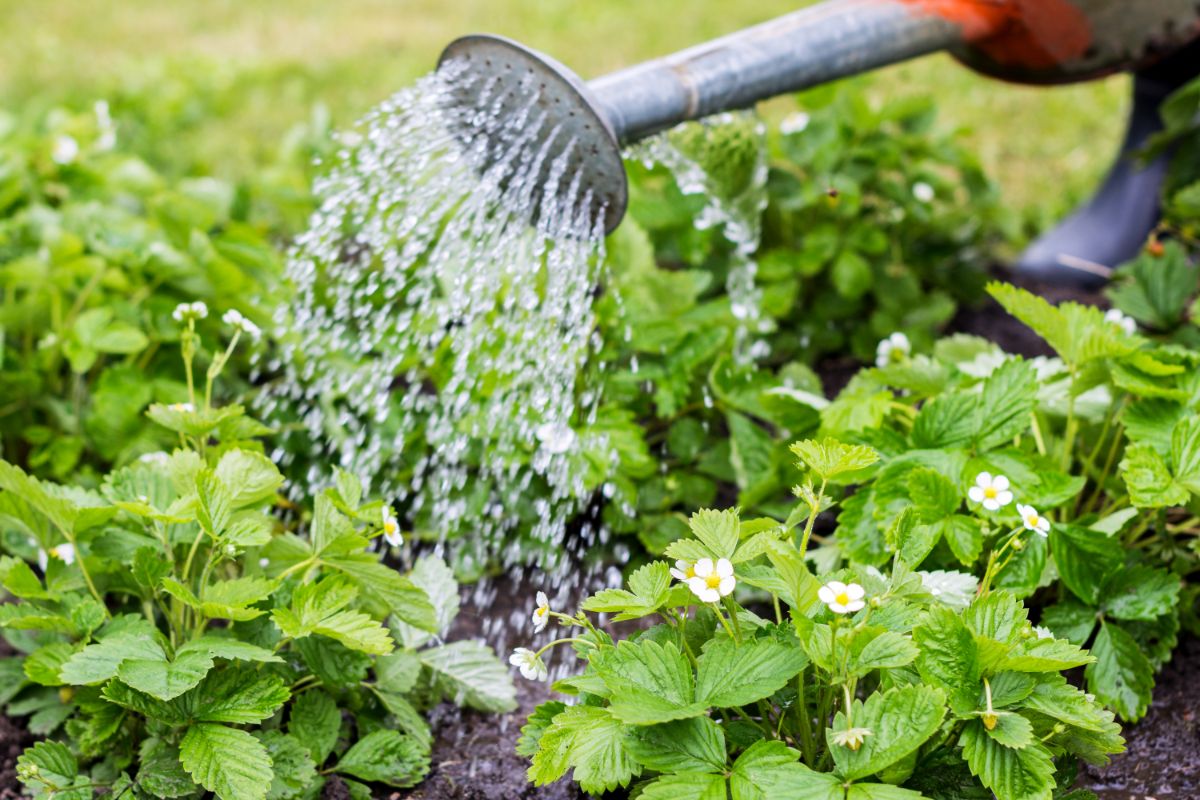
left=2, top=0, right=1128, bottom=235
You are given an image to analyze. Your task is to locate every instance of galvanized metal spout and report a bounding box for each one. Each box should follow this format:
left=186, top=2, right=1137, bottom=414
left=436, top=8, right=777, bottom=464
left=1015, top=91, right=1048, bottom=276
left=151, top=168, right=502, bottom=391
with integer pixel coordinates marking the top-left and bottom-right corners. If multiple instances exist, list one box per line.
left=587, top=1, right=963, bottom=144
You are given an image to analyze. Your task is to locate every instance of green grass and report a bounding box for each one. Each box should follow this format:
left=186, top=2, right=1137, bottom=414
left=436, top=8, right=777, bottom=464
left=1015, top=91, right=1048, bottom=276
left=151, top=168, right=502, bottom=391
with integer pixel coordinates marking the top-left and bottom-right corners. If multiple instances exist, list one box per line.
left=1, top=0, right=1127, bottom=226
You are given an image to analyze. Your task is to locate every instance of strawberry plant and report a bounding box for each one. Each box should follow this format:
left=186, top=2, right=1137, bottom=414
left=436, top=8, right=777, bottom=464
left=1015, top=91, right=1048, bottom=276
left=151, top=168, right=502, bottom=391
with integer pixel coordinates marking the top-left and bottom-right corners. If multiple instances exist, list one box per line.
left=514, top=443, right=1122, bottom=800
left=0, top=314, right=514, bottom=799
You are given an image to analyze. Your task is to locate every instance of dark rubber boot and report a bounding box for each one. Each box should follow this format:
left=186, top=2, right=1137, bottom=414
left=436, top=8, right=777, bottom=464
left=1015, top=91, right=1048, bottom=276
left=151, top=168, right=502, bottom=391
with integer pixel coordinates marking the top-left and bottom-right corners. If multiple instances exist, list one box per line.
left=1016, top=39, right=1200, bottom=289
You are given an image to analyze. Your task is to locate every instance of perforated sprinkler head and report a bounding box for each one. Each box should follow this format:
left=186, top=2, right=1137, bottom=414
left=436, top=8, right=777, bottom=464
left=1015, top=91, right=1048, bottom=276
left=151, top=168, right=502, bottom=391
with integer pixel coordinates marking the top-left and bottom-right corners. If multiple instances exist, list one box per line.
left=437, top=35, right=628, bottom=235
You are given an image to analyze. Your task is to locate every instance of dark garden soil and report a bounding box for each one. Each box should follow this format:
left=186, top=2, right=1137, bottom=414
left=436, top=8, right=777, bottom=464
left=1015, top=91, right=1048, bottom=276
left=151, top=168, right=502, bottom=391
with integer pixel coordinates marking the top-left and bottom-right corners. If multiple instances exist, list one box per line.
left=1, top=267, right=1197, bottom=798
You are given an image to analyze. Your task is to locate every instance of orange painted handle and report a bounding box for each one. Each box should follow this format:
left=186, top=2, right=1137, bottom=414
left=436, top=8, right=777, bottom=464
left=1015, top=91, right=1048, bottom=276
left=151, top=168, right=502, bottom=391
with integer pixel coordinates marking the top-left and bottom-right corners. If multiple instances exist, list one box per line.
left=900, top=0, right=1092, bottom=70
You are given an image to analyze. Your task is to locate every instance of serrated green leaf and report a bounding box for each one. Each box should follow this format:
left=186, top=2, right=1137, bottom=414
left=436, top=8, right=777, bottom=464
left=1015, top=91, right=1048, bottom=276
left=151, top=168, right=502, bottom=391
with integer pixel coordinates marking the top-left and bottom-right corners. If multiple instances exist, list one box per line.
left=177, top=635, right=282, bottom=664
left=583, top=561, right=671, bottom=621
left=974, top=359, right=1038, bottom=451
left=732, top=741, right=841, bottom=800
left=593, top=639, right=705, bottom=725
left=1100, top=565, right=1180, bottom=621
left=288, top=689, right=341, bottom=765
left=323, top=554, right=437, bottom=633
left=913, top=605, right=979, bottom=715
left=696, top=633, right=807, bottom=708
left=24, top=643, right=72, bottom=687
left=1085, top=621, right=1154, bottom=722
left=390, top=555, right=457, bottom=648
left=517, top=701, right=567, bottom=759
left=627, top=716, right=726, bottom=774
left=985, top=712, right=1034, bottom=749
left=790, top=438, right=880, bottom=482
left=961, top=719, right=1054, bottom=800
left=988, top=283, right=1134, bottom=368
left=528, top=705, right=640, bottom=794
left=687, top=508, right=741, bottom=559
left=59, top=617, right=164, bottom=685
left=188, top=669, right=291, bottom=724
left=1120, top=442, right=1191, bottom=508
left=851, top=630, right=919, bottom=675
left=1049, top=525, right=1122, bottom=606
left=137, top=738, right=198, bottom=799
left=271, top=574, right=393, bottom=654
left=213, top=449, right=283, bottom=508
left=117, top=649, right=214, bottom=701
left=179, top=723, right=273, bottom=800
left=193, top=469, right=232, bottom=537
left=830, top=684, right=946, bottom=781
left=255, top=730, right=317, bottom=800
left=638, top=772, right=727, bottom=800
left=419, top=640, right=517, bottom=712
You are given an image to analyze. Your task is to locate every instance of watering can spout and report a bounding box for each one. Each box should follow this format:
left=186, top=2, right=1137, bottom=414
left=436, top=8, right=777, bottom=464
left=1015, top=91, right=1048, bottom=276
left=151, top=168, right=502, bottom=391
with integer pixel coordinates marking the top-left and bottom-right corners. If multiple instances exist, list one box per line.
left=438, top=0, right=1200, bottom=234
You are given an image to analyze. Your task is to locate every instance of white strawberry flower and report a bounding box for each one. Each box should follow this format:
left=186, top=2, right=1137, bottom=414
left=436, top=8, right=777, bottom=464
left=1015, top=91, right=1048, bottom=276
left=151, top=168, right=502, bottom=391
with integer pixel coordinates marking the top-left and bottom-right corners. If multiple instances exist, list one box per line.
left=138, top=451, right=169, bottom=465
left=1017, top=503, right=1050, bottom=537
left=912, top=182, right=935, bottom=203
left=52, top=135, right=79, bottom=165
left=968, top=472, right=1013, bottom=511
left=169, top=402, right=195, bottom=413
left=669, top=559, right=696, bottom=582
left=686, top=558, right=736, bottom=603
left=381, top=507, right=403, bottom=547
left=818, top=581, right=866, bottom=615
left=1104, top=308, right=1137, bottom=336
left=875, top=332, right=911, bottom=368
left=780, top=112, right=810, bottom=135
left=830, top=726, right=873, bottom=751
left=222, top=309, right=262, bottom=341
left=171, top=301, right=208, bottom=322
left=532, top=591, right=551, bottom=634
left=37, top=543, right=76, bottom=572
left=509, top=647, right=548, bottom=681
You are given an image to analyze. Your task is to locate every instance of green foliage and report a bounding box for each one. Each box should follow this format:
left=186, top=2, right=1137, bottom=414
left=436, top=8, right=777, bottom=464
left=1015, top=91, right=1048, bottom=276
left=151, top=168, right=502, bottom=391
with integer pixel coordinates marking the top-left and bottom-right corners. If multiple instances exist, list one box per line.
left=517, top=442, right=1120, bottom=800
left=0, top=96, right=294, bottom=484
left=0, top=332, right=512, bottom=798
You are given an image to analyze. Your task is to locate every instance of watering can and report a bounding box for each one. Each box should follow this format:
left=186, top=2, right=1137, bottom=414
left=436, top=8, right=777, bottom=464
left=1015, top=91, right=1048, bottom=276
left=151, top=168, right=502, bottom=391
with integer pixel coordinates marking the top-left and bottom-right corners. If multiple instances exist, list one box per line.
left=439, top=0, right=1200, bottom=282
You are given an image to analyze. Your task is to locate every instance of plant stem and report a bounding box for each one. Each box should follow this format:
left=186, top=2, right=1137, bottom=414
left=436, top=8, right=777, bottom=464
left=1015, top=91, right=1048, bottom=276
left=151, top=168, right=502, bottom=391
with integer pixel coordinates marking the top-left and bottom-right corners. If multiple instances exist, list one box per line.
left=797, top=480, right=827, bottom=560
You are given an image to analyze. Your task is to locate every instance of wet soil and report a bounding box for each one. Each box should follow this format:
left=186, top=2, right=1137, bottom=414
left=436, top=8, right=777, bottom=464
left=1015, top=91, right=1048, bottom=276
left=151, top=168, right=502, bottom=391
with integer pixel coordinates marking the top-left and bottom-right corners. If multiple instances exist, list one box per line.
left=1082, top=636, right=1200, bottom=800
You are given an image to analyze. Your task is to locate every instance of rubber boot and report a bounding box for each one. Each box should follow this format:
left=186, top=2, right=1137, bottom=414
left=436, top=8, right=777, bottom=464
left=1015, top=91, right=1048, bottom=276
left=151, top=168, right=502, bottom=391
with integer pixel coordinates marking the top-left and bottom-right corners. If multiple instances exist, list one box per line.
left=1016, top=39, right=1200, bottom=289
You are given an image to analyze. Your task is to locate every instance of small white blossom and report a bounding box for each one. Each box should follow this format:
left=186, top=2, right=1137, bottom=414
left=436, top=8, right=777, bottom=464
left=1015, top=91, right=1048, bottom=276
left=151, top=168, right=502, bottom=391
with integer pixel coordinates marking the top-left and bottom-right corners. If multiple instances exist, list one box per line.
left=381, top=507, right=403, bottom=547
left=830, top=726, right=873, bottom=751
left=52, top=135, right=79, bottom=165
left=669, top=559, right=695, bottom=582
left=968, top=472, right=1013, bottom=511
left=171, top=301, right=208, bottom=322
left=509, top=647, right=548, bottom=681
left=780, top=112, right=810, bottom=135
left=37, top=543, right=76, bottom=572
left=875, top=332, right=911, bottom=368
left=1017, top=503, right=1050, bottom=537
left=686, top=558, right=736, bottom=604
left=259, top=557, right=270, bottom=569
left=912, top=182, right=935, bottom=203
left=532, top=591, right=551, bottom=634
left=169, top=402, right=195, bottom=413
left=223, top=544, right=237, bottom=557
left=1104, top=308, right=1137, bottom=336
left=94, top=100, right=117, bottom=151
left=818, top=581, right=866, bottom=614
left=222, top=309, right=262, bottom=341
left=139, top=451, right=170, bottom=465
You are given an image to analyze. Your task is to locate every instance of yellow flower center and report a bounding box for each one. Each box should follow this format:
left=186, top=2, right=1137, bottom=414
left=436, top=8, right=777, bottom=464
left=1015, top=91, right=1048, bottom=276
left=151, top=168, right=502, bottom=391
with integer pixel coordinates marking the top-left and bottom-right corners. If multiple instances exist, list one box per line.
left=684, top=565, right=696, bottom=579
left=835, top=592, right=850, bottom=606
left=1026, top=515, right=1039, bottom=527
left=384, top=520, right=398, bottom=535
left=535, top=606, right=547, bottom=618
left=983, top=487, right=997, bottom=499
left=705, top=573, right=723, bottom=590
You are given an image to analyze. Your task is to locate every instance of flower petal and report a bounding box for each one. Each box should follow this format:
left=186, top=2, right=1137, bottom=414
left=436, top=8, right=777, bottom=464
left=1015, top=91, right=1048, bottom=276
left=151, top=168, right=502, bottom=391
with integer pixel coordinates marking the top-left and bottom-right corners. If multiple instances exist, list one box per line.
left=693, top=559, right=715, bottom=578
left=976, top=472, right=992, bottom=488
left=846, top=583, right=865, bottom=601
left=715, top=558, right=733, bottom=578
left=818, top=586, right=835, bottom=604
left=993, top=475, right=1010, bottom=491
